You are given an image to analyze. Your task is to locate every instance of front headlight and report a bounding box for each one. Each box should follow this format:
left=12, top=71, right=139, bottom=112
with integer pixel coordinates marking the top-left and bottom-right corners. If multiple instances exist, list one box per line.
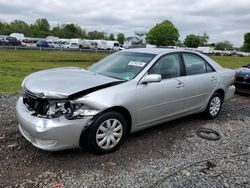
left=46, top=102, right=100, bottom=119
left=70, top=104, right=100, bottom=119
left=46, top=102, right=71, bottom=118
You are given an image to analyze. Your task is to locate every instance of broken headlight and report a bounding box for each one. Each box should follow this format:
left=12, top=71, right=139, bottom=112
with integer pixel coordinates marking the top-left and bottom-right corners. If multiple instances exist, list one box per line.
left=70, top=104, right=100, bottom=119
left=46, top=102, right=100, bottom=119
left=46, top=102, right=72, bottom=118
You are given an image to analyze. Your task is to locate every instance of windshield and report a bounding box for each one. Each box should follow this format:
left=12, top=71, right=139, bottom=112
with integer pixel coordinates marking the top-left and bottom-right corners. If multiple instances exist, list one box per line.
left=88, top=52, right=156, bottom=80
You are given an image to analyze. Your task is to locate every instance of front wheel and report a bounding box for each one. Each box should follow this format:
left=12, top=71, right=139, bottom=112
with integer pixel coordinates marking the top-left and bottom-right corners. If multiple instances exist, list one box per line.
left=87, top=111, right=127, bottom=154
left=204, top=92, right=223, bottom=119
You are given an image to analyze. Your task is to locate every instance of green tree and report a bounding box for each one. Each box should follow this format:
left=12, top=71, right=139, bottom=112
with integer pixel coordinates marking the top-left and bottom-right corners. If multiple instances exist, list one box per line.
left=199, top=32, right=209, bottom=46
left=29, top=24, right=39, bottom=37
left=184, top=34, right=201, bottom=48
left=62, top=24, right=84, bottom=38
left=87, top=30, right=105, bottom=39
left=9, top=20, right=30, bottom=36
left=0, top=21, right=11, bottom=35
left=242, top=32, right=250, bottom=52
left=117, top=33, right=125, bottom=44
left=108, top=33, right=115, bottom=40
left=184, top=33, right=210, bottom=48
left=51, top=25, right=63, bottom=37
left=146, top=20, right=179, bottom=46
left=35, top=18, right=50, bottom=32
left=215, top=40, right=233, bottom=50
left=30, top=18, right=50, bottom=37
left=176, top=40, right=184, bottom=47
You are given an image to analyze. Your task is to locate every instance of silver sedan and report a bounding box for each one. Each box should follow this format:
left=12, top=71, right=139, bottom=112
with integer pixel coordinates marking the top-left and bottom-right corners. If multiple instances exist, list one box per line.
left=16, top=48, right=235, bottom=154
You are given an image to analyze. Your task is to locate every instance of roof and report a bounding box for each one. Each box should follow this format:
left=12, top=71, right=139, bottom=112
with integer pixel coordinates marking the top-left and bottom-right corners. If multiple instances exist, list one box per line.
left=123, top=48, right=224, bottom=71
left=123, top=48, right=181, bottom=55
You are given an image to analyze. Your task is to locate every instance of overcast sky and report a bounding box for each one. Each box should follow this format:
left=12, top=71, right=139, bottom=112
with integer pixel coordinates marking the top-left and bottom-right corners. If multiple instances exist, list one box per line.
left=0, top=0, right=249, bottom=46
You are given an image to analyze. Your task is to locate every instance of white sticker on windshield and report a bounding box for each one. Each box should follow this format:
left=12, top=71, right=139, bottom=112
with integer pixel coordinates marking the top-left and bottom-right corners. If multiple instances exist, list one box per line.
left=128, top=61, right=146, bottom=67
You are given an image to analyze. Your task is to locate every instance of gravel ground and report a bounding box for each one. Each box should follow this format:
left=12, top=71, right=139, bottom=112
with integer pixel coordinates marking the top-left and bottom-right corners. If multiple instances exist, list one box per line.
left=0, top=94, right=249, bottom=188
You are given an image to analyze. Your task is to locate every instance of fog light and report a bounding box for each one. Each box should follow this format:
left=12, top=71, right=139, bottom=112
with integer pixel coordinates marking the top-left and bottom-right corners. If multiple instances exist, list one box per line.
left=35, top=138, right=57, bottom=147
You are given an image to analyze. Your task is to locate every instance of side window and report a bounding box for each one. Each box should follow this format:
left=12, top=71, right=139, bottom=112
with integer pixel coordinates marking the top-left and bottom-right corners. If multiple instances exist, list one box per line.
left=149, top=54, right=181, bottom=79
left=206, top=63, right=215, bottom=73
left=183, top=53, right=207, bottom=75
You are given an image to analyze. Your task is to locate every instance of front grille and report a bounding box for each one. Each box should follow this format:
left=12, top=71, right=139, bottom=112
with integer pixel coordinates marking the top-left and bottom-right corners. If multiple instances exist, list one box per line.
left=236, top=75, right=250, bottom=84
left=23, top=90, right=49, bottom=115
left=235, top=82, right=250, bottom=89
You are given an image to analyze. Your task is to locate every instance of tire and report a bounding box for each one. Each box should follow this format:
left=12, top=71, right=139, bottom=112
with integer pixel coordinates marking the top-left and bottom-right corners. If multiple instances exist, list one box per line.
left=196, top=128, right=221, bottom=141
left=204, top=92, right=223, bottom=119
left=87, top=111, right=127, bottom=154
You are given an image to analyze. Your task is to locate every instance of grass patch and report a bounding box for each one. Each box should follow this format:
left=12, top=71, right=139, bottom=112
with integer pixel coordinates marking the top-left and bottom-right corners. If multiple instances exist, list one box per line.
left=210, top=56, right=250, bottom=69
left=0, top=49, right=250, bottom=94
left=0, top=49, right=107, bottom=63
left=0, top=50, right=108, bottom=94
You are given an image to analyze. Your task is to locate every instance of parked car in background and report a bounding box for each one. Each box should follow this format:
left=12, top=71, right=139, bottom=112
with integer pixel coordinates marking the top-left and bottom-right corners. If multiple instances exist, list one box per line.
left=1, top=37, right=21, bottom=46
left=235, top=64, right=250, bottom=94
left=21, top=38, right=37, bottom=47
left=47, top=41, right=55, bottom=48
left=79, top=40, right=98, bottom=49
left=63, top=41, right=79, bottom=49
left=36, top=40, right=49, bottom=48
left=16, top=49, right=235, bottom=154
left=64, top=39, right=83, bottom=49
left=0, top=36, right=4, bottom=45
left=52, top=41, right=64, bottom=48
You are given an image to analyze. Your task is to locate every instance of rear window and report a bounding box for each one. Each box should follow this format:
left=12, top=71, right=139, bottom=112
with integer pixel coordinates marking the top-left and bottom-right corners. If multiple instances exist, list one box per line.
left=182, top=53, right=214, bottom=75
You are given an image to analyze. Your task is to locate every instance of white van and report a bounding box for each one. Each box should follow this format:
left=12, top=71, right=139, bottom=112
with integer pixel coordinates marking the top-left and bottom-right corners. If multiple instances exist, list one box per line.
left=106, top=41, right=120, bottom=51
left=81, top=40, right=97, bottom=49
left=64, top=38, right=83, bottom=49
left=94, top=40, right=108, bottom=50
left=10, top=33, right=24, bottom=41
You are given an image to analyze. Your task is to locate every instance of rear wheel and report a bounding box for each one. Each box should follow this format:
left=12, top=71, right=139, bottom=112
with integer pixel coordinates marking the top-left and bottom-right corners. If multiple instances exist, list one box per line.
left=87, top=111, right=127, bottom=154
left=204, top=92, right=223, bottom=119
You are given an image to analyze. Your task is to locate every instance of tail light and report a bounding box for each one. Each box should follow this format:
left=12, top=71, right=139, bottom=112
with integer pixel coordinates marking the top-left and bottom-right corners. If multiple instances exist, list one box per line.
left=233, top=74, right=237, bottom=81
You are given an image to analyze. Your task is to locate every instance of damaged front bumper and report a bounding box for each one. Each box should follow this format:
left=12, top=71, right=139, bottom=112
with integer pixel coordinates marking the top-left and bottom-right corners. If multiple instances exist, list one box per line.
left=16, top=97, right=92, bottom=151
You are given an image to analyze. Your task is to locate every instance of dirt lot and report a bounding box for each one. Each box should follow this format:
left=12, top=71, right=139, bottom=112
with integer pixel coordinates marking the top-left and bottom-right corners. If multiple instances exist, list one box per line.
left=0, top=94, right=249, bottom=188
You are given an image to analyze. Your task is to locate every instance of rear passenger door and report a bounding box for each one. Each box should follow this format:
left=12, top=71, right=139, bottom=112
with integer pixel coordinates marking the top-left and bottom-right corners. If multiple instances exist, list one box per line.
left=179, top=52, right=218, bottom=112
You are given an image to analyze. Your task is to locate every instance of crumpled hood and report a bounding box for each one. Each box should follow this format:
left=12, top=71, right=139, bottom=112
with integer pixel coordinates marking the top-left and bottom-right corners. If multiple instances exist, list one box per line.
left=23, top=67, right=120, bottom=99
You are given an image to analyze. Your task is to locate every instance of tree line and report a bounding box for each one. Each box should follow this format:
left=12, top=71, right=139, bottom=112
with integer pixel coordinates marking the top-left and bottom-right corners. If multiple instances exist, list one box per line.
left=1, top=18, right=250, bottom=52
left=146, top=20, right=250, bottom=52
left=0, top=18, right=125, bottom=44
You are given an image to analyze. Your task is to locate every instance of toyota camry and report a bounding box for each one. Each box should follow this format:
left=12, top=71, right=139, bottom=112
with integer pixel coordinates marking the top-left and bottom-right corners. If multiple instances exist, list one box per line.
left=16, top=48, right=235, bottom=154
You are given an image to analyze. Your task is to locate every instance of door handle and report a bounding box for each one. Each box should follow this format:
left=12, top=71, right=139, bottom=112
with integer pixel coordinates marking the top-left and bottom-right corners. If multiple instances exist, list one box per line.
left=177, top=82, right=184, bottom=88
left=211, top=76, right=217, bottom=81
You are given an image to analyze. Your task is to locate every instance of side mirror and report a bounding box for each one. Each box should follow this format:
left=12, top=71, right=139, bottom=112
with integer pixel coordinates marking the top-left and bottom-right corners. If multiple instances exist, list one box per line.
left=141, top=74, right=162, bottom=84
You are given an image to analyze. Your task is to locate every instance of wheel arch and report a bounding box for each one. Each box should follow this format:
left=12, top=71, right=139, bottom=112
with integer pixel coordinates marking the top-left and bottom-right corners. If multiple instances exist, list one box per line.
left=100, top=106, right=132, bottom=135
left=214, top=88, right=225, bottom=101
left=79, top=106, right=132, bottom=148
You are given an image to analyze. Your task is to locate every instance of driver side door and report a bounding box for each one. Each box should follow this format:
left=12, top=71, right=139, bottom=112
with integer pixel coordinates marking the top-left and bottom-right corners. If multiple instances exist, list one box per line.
left=135, top=53, right=185, bottom=128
